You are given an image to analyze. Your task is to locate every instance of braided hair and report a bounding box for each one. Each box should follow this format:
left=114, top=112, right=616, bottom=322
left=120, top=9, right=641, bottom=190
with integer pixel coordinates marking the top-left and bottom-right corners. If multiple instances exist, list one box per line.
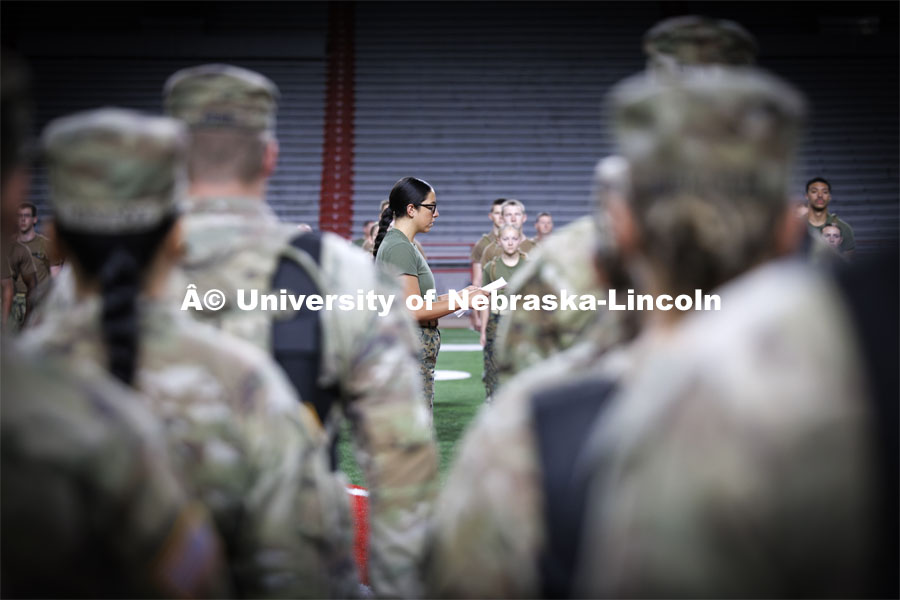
left=55, top=215, right=177, bottom=386
left=372, top=176, right=433, bottom=258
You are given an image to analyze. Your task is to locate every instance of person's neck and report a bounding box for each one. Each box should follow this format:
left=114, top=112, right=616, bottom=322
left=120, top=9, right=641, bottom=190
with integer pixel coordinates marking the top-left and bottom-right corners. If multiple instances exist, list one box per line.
left=189, top=178, right=266, bottom=201
left=807, top=206, right=829, bottom=226
left=501, top=252, right=520, bottom=267
left=17, top=229, right=36, bottom=243
left=394, top=219, right=419, bottom=242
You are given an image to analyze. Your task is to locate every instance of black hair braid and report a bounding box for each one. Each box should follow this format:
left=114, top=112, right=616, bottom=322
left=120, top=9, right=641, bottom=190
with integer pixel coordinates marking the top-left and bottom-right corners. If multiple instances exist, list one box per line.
left=372, top=206, right=394, bottom=258
left=55, top=215, right=176, bottom=387
left=98, top=248, right=141, bottom=385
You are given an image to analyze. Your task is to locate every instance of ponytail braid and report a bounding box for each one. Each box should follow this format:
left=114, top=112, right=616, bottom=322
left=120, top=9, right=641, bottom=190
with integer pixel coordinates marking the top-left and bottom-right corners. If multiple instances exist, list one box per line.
left=55, top=215, right=176, bottom=387
left=371, top=206, right=394, bottom=258
left=98, top=248, right=141, bottom=385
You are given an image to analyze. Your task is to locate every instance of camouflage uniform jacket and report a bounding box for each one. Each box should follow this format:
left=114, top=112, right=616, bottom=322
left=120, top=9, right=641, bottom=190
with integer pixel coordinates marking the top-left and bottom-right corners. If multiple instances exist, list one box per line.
left=495, top=216, right=625, bottom=381
left=173, top=195, right=439, bottom=598
left=18, top=297, right=358, bottom=599
left=423, top=330, right=634, bottom=598
left=1, top=343, right=229, bottom=598
left=575, top=260, right=876, bottom=597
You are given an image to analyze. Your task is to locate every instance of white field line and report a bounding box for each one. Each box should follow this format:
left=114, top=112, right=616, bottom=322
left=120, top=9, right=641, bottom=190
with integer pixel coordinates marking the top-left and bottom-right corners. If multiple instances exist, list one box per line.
left=440, top=343, right=483, bottom=351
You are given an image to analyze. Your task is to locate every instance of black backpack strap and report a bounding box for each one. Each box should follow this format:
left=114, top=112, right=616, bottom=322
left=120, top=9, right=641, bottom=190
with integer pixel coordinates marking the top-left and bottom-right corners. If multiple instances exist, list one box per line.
left=271, top=232, right=342, bottom=465
left=532, top=378, right=617, bottom=598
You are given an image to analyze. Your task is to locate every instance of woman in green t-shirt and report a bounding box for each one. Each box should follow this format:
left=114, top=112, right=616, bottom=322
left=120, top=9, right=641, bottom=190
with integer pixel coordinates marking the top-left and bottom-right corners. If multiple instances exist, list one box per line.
left=479, top=224, right=528, bottom=402
left=373, top=176, right=485, bottom=415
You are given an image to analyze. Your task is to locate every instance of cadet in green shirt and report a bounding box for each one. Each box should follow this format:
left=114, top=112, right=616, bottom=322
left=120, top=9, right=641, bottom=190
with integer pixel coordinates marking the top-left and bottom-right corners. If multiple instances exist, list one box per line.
left=805, top=177, right=855, bottom=256
left=480, top=224, right=528, bottom=402
left=374, top=176, right=486, bottom=416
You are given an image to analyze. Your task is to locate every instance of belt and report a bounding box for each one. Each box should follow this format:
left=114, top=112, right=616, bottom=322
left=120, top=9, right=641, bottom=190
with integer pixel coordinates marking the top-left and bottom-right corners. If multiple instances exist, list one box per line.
left=419, top=319, right=439, bottom=328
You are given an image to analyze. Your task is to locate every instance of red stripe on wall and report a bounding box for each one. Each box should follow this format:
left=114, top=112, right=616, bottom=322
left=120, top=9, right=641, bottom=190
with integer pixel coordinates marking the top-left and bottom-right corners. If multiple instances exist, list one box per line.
left=319, top=3, right=355, bottom=237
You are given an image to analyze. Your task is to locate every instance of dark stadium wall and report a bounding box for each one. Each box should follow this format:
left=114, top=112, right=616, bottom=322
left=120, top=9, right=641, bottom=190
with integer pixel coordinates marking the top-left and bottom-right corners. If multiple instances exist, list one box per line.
left=3, top=1, right=897, bottom=260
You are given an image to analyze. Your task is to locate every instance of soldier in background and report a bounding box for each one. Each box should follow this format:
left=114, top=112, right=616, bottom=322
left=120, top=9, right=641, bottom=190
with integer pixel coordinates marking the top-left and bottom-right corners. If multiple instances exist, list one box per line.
left=469, top=197, right=506, bottom=330
left=20, top=108, right=357, bottom=598
left=1, top=202, right=62, bottom=331
left=164, top=64, right=438, bottom=598
left=479, top=224, right=528, bottom=402
left=471, top=198, right=506, bottom=288
left=478, top=199, right=537, bottom=264
left=494, top=15, right=759, bottom=384
left=533, top=211, right=554, bottom=242
left=805, top=176, right=856, bottom=256
left=353, top=219, right=376, bottom=247
left=1, top=53, right=228, bottom=599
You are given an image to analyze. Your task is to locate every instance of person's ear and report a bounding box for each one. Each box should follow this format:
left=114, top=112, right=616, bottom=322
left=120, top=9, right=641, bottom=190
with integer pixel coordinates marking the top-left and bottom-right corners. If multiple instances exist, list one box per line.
left=261, top=137, right=279, bottom=178
left=406, top=203, right=417, bottom=219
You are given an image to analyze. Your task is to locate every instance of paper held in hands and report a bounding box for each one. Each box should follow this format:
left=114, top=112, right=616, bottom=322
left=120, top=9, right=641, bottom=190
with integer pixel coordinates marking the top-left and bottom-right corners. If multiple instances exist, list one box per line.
left=453, top=277, right=507, bottom=317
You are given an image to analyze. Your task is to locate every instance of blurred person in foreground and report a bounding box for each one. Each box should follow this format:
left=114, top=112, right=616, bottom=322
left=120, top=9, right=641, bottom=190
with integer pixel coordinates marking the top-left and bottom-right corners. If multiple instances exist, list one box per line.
left=425, top=28, right=880, bottom=600
left=19, top=107, right=357, bottom=598
left=164, top=64, right=438, bottom=598
left=571, top=64, right=876, bottom=599
left=494, top=15, right=760, bottom=384
left=1, top=54, right=228, bottom=599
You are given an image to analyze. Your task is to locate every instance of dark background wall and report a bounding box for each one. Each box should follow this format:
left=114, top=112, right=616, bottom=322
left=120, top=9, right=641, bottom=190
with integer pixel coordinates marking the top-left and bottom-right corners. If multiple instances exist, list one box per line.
left=3, top=1, right=897, bottom=258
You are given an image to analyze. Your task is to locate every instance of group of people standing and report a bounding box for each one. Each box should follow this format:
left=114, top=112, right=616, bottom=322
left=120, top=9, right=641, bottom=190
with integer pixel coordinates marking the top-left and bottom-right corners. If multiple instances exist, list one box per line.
left=2, top=60, right=443, bottom=598
left=1, top=11, right=893, bottom=600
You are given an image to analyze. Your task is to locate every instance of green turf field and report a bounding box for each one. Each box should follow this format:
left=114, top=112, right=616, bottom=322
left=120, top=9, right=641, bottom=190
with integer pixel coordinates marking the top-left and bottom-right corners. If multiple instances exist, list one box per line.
left=338, top=328, right=485, bottom=486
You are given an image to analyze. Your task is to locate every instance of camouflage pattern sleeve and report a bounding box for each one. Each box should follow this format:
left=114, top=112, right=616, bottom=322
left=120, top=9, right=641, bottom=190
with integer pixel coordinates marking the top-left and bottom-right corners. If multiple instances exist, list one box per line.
left=423, top=396, right=544, bottom=598
left=18, top=301, right=359, bottom=598
left=495, top=216, right=611, bottom=380
left=576, top=264, right=876, bottom=598
left=423, top=338, right=612, bottom=597
left=142, top=312, right=360, bottom=599
left=313, top=234, right=440, bottom=598
left=1, top=352, right=229, bottom=598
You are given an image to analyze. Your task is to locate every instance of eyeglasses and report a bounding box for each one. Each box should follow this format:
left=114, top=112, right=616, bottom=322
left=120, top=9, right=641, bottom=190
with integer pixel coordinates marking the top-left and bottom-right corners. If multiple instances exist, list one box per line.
left=418, top=203, right=438, bottom=213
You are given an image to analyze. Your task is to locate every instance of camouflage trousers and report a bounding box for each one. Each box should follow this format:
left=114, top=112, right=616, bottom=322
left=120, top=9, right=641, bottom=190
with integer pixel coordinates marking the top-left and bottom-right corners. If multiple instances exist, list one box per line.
left=5, top=293, right=26, bottom=334
left=417, top=326, right=441, bottom=416
left=482, top=313, right=500, bottom=401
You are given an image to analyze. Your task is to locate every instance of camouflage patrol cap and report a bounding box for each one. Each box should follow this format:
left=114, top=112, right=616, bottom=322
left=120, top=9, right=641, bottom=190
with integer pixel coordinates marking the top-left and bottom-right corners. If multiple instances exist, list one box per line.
left=163, top=64, right=279, bottom=131
left=610, top=68, right=806, bottom=292
left=42, top=108, right=187, bottom=233
left=644, top=16, right=758, bottom=69
left=613, top=68, right=805, bottom=206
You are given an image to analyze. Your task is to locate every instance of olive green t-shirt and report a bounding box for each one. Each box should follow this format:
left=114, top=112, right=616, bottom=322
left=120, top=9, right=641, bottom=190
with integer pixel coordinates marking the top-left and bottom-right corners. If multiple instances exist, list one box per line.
left=482, top=252, right=528, bottom=306
left=480, top=237, right=536, bottom=265
left=807, top=212, right=855, bottom=253
left=3, top=235, right=59, bottom=294
left=376, top=228, right=435, bottom=295
left=470, top=232, right=495, bottom=262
